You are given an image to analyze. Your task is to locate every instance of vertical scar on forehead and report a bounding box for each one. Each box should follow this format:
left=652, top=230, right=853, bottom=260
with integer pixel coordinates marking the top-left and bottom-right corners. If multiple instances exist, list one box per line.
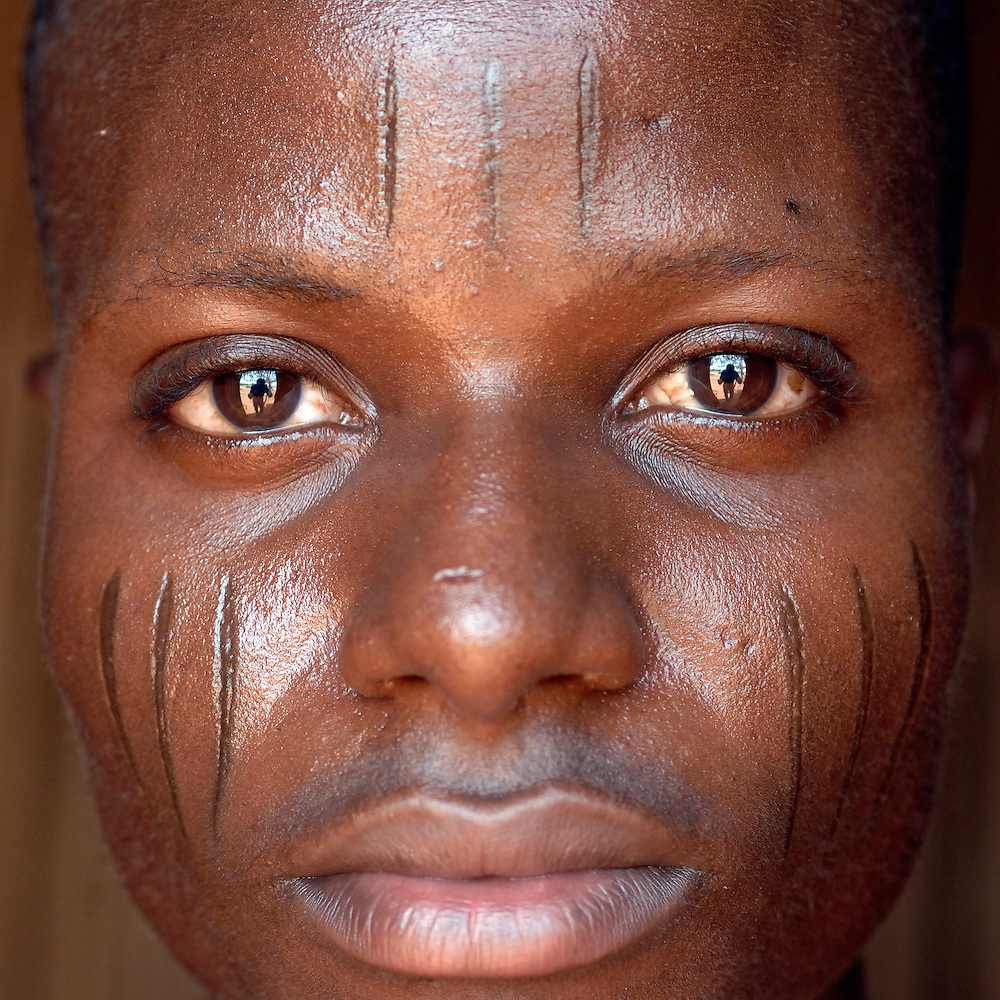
left=152, top=573, right=187, bottom=843
left=878, top=544, right=934, bottom=805
left=780, top=587, right=804, bottom=860
left=99, top=572, right=143, bottom=784
left=380, top=56, right=398, bottom=236
left=214, top=575, right=238, bottom=830
left=483, top=58, right=503, bottom=239
left=577, top=50, right=599, bottom=236
left=828, top=567, right=875, bottom=846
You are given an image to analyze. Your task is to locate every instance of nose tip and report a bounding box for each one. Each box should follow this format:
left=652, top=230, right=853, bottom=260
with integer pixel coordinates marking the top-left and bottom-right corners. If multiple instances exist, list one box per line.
left=338, top=557, right=644, bottom=723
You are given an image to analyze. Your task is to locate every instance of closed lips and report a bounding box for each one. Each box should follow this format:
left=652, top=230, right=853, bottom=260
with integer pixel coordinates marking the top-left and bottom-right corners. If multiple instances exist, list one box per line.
left=286, top=785, right=703, bottom=978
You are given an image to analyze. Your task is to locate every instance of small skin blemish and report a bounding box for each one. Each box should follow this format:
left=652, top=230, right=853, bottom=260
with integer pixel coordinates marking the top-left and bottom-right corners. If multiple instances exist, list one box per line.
left=785, top=199, right=801, bottom=216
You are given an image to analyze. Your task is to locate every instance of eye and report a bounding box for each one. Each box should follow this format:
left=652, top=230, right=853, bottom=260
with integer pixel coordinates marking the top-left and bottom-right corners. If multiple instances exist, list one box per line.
left=622, top=352, right=823, bottom=419
left=168, top=369, right=364, bottom=436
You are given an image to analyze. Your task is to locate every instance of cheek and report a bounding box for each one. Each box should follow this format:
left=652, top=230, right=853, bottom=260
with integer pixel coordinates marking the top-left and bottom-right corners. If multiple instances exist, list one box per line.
left=746, top=539, right=957, bottom=994
left=623, top=504, right=960, bottom=988
left=40, top=408, right=966, bottom=999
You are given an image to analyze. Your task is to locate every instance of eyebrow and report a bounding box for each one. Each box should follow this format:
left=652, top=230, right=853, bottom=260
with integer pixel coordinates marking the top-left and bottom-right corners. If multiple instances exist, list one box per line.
left=127, top=240, right=869, bottom=308
left=141, top=251, right=359, bottom=303
left=609, top=243, right=872, bottom=288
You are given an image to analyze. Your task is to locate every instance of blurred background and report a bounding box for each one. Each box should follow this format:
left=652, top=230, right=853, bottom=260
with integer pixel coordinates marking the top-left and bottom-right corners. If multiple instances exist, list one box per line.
left=2, top=0, right=1000, bottom=996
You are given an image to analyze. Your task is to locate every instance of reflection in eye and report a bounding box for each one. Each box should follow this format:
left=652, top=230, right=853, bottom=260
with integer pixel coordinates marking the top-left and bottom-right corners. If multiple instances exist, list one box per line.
left=625, top=353, right=822, bottom=418
left=168, top=369, right=364, bottom=435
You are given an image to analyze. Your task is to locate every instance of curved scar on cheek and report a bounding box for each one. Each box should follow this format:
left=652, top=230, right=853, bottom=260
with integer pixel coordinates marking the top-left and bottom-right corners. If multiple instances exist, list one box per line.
left=380, top=57, right=398, bottom=236
left=99, top=572, right=144, bottom=787
left=780, top=587, right=804, bottom=860
left=877, top=543, right=934, bottom=806
left=152, top=573, right=188, bottom=843
left=828, top=567, right=876, bottom=845
left=576, top=49, right=599, bottom=236
left=483, top=58, right=502, bottom=239
left=214, top=575, right=238, bottom=831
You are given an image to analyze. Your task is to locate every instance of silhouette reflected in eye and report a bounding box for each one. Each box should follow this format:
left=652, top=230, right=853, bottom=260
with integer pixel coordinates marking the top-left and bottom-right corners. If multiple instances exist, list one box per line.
left=625, top=353, right=821, bottom=419
left=168, top=369, right=364, bottom=435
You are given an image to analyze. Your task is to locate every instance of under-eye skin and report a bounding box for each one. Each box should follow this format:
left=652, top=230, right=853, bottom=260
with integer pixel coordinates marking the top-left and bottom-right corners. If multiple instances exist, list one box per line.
left=614, top=323, right=860, bottom=424
left=130, top=335, right=373, bottom=439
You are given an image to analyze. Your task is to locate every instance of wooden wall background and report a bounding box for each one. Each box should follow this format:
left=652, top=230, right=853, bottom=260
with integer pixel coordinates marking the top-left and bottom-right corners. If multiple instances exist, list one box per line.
left=1, top=0, right=1000, bottom=996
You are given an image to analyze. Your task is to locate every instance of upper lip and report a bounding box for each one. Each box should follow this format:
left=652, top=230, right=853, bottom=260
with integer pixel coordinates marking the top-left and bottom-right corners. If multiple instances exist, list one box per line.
left=284, top=784, right=705, bottom=880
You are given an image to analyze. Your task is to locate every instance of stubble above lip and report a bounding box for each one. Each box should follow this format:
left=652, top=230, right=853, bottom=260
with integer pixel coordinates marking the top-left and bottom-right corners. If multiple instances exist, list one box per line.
left=284, top=785, right=705, bottom=978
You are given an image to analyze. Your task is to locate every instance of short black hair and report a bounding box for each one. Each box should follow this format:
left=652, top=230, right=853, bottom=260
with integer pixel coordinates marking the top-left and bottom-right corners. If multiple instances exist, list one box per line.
left=905, top=0, right=968, bottom=319
left=21, top=0, right=969, bottom=318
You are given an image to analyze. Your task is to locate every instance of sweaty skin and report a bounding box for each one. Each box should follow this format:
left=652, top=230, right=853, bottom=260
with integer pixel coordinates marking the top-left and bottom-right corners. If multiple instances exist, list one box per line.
left=30, top=0, right=975, bottom=998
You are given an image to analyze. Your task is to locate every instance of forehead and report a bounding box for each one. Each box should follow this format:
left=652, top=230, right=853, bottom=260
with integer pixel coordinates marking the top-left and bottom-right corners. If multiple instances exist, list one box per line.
left=35, top=0, right=934, bottom=322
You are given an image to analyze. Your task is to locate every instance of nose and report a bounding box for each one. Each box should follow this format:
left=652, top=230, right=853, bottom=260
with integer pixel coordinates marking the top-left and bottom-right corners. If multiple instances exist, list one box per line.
left=337, top=419, right=644, bottom=724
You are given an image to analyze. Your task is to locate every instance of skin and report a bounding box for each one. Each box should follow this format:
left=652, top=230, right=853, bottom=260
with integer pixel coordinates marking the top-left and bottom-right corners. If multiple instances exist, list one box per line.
left=28, top=0, right=983, bottom=997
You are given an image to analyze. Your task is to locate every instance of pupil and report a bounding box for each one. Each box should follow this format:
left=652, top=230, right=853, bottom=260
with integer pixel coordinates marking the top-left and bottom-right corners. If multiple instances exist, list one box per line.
left=212, top=370, right=302, bottom=430
left=688, top=354, right=777, bottom=414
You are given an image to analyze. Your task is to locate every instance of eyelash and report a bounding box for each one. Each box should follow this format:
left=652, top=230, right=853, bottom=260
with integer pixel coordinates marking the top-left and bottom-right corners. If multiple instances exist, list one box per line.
left=130, top=336, right=374, bottom=441
left=612, top=323, right=860, bottom=421
left=131, top=324, right=856, bottom=456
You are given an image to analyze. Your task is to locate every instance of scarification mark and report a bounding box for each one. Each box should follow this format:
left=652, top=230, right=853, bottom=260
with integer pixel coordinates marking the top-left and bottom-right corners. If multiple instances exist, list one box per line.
left=99, top=572, right=143, bottom=781
left=878, top=544, right=933, bottom=805
left=380, top=57, right=398, bottom=236
left=152, top=573, right=187, bottom=842
left=780, top=587, right=804, bottom=860
left=214, top=575, right=237, bottom=830
left=483, top=58, right=503, bottom=239
left=828, top=567, right=875, bottom=846
left=576, top=49, right=599, bottom=235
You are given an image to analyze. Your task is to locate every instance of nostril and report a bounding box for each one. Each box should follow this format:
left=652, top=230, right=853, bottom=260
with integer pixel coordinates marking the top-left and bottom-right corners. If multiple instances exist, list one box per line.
left=339, top=546, right=643, bottom=720
left=432, top=566, right=485, bottom=583
left=538, top=673, right=584, bottom=688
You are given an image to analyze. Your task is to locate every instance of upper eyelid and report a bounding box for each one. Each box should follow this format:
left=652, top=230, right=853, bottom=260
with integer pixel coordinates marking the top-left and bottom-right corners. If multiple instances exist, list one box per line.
left=129, top=334, right=374, bottom=419
left=610, top=323, right=863, bottom=411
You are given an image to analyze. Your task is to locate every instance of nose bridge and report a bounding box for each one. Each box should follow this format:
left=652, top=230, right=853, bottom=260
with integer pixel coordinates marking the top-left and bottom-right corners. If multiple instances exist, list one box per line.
left=337, top=410, right=644, bottom=721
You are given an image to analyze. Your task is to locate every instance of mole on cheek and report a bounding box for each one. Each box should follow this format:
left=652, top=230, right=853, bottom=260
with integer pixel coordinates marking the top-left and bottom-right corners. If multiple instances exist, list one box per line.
left=214, top=574, right=238, bottom=833
left=779, top=587, right=804, bottom=860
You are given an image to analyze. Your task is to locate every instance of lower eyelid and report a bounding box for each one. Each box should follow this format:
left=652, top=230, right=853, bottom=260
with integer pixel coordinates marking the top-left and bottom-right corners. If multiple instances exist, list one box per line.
left=166, top=377, right=359, bottom=436
left=628, top=358, right=822, bottom=419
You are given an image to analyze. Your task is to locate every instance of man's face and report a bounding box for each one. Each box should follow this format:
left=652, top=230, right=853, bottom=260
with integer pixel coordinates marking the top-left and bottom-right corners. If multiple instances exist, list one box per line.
left=38, top=1, right=969, bottom=997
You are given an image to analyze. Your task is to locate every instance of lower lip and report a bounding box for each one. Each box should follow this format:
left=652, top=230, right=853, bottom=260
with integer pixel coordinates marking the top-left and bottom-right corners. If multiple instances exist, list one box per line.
left=292, top=866, right=696, bottom=978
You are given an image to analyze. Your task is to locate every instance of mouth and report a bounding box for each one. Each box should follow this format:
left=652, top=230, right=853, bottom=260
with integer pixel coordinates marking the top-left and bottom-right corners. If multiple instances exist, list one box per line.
left=285, top=785, right=703, bottom=978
